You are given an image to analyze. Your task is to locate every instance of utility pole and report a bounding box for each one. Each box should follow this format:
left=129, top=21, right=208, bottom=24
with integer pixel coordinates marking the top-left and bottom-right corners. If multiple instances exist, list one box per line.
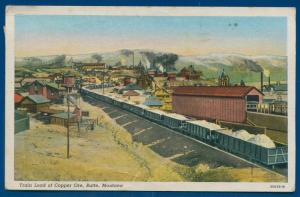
left=67, top=91, right=70, bottom=159
left=102, top=71, right=105, bottom=94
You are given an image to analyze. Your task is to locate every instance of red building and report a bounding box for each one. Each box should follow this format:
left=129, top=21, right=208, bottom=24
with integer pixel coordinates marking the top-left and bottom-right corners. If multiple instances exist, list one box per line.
left=179, top=65, right=201, bottom=80
left=172, top=86, right=263, bottom=123
left=166, top=71, right=177, bottom=81
left=28, top=80, right=65, bottom=102
left=14, top=92, right=24, bottom=105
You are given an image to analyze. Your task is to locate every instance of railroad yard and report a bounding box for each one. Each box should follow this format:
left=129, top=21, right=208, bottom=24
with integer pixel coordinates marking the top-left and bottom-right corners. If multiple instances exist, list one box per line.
left=14, top=95, right=286, bottom=182
left=14, top=44, right=289, bottom=183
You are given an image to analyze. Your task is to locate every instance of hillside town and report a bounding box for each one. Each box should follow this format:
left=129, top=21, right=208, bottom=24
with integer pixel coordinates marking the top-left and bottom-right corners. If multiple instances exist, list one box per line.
left=14, top=52, right=288, bottom=181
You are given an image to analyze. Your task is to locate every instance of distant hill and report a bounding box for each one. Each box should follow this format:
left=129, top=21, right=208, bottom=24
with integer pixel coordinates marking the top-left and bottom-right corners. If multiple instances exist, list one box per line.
left=175, top=53, right=287, bottom=84
left=15, top=49, right=287, bottom=83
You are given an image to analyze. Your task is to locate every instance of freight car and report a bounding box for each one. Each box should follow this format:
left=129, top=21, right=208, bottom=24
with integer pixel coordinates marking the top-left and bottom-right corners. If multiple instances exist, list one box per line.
left=80, top=87, right=288, bottom=167
left=183, top=120, right=224, bottom=142
left=162, top=113, right=189, bottom=131
left=211, top=131, right=287, bottom=166
left=144, top=109, right=166, bottom=124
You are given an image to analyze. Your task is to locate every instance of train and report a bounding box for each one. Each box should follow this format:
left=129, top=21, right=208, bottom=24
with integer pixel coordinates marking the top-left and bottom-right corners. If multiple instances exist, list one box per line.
left=80, top=86, right=288, bottom=167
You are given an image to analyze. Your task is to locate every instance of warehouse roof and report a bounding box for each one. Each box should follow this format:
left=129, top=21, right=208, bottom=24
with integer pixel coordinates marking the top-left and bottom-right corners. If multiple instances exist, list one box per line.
left=123, top=83, right=143, bottom=91
left=123, top=90, right=140, bottom=96
left=51, top=112, right=76, bottom=120
left=31, top=80, right=65, bottom=91
left=173, top=86, right=263, bottom=98
left=25, top=95, right=51, bottom=104
left=143, top=96, right=163, bottom=106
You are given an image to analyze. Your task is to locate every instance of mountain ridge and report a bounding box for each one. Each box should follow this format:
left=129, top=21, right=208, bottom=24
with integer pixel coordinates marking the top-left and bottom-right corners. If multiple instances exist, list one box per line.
left=15, top=49, right=287, bottom=83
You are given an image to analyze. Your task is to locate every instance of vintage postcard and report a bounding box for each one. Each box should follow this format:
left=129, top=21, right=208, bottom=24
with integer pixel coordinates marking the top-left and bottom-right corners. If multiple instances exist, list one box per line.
left=5, top=6, right=295, bottom=191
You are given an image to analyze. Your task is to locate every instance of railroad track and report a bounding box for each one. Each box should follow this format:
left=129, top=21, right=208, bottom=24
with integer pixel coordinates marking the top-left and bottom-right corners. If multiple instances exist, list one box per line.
left=82, top=94, right=287, bottom=177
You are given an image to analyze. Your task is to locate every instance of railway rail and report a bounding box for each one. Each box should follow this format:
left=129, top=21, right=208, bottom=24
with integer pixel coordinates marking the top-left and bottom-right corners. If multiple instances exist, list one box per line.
left=80, top=86, right=288, bottom=176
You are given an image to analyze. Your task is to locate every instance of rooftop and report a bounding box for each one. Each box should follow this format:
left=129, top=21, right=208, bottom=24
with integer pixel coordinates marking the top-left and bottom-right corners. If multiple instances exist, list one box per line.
left=143, top=96, right=163, bottom=106
left=25, top=95, right=51, bottom=104
left=173, top=86, right=263, bottom=98
left=32, top=80, right=65, bottom=91
left=123, top=90, right=140, bottom=96
left=123, top=83, right=143, bottom=91
left=51, top=112, right=76, bottom=120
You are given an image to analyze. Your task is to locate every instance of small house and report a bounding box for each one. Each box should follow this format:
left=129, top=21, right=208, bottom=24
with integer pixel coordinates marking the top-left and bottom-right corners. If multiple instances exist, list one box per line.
left=20, top=95, right=51, bottom=113
left=123, top=90, right=141, bottom=102
left=119, top=83, right=143, bottom=94
left=123, top=90, right=140, bottom=97
left=50, top=112, right=77, bottom=127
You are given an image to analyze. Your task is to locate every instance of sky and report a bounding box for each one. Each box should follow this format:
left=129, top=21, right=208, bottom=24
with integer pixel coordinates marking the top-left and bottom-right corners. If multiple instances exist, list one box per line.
left=15, top=15, right=287, bottom=57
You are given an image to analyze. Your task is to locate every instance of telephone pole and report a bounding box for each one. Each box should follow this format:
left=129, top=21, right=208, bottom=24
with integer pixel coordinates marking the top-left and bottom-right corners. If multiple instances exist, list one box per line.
left=67, top=91, right=70, bottom=159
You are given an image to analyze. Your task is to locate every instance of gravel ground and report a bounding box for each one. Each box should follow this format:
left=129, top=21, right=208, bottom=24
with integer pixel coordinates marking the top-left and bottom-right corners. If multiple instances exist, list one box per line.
left=83, top=96, right=259, bottom=168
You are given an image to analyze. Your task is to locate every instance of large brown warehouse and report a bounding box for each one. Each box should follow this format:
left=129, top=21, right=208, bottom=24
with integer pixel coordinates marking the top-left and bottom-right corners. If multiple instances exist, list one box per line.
left=172, top=86, right=263, bottom=123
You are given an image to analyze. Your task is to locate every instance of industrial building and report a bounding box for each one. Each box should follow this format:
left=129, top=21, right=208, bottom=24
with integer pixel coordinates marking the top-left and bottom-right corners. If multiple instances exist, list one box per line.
left=172, top=86, right=264, bottom=123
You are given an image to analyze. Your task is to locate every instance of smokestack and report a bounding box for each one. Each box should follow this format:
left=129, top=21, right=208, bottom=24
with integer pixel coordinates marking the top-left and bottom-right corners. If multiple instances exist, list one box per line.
left=132, top=52, right=135, bottom=67
left=268, top=76, right=271, bottom=86
left=261, top=71, right=263, bottom=91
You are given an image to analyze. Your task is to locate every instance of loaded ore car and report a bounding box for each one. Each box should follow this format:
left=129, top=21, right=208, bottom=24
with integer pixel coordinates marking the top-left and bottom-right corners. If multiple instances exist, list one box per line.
left=212, top=131, right=288, bottom=166
left=162, top=113, right=189, bottom=130
left=122, top=101, right=132, bottom=111
left=113, top=98, right=124, bottom=108
left=183, top=120, right=224, bottom=142
left=118, top=100, right=145, bottom=116
left=130, top=104, right=146, bottom=116
left=144, top=109, right=165, bottom=123
left=80, top=87, right=288, bottom=167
